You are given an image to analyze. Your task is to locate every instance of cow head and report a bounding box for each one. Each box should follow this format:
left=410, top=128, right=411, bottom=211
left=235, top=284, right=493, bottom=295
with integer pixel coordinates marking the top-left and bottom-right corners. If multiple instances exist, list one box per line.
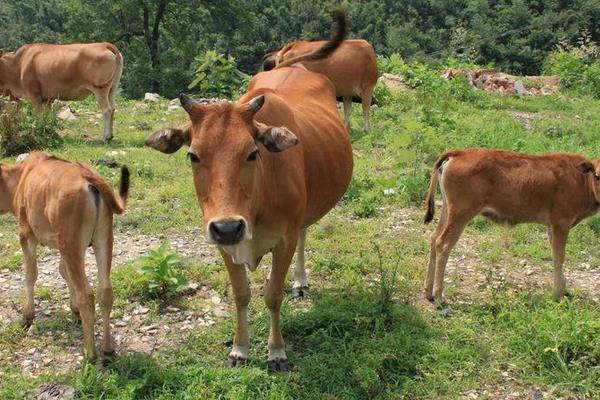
left=576, top=159, right=600, bottom=201
left=146, top=94, right=298, bottom=245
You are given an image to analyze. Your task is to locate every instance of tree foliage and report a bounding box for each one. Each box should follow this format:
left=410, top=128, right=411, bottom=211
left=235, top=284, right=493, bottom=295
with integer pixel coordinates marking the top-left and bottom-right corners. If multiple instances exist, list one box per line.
left=1, top=0, right=598, bottom=98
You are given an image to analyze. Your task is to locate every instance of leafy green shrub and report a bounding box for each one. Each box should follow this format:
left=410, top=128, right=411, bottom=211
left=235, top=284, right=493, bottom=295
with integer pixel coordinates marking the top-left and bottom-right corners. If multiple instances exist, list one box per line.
left=188, top=50, right=249, bottom=99
left=544, top=34, right=600, bottom=98
left=0, top=103, right=62, bottom=156
left=139, top=243, right=188, bottom=296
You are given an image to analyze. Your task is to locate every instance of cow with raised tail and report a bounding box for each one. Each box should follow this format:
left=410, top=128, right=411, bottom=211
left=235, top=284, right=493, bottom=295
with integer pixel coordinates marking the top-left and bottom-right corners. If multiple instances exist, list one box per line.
left=0, top=42, right=123, bottom=141
left=263, top=38, right=378, bottom=132
left=146, top=9, right=352, bottom=371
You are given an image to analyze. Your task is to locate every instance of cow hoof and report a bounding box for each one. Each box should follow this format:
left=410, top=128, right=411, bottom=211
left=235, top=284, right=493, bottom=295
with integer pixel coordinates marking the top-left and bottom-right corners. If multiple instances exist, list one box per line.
left=268, top=358, right=292, bottom=372
left=228, top=355, right=247, bottom=368
left=22, top=315, right=34, bottom=328
left=292, top=285, right=310, bottom=299
left=102, top=350, right=116, bottom=367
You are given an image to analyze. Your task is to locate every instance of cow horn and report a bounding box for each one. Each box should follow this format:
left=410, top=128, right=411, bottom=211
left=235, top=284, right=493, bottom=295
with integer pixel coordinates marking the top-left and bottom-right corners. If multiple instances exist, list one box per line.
left=179, top=93, right=198, bottom=114
left=249, top=95, right=265, bottom=114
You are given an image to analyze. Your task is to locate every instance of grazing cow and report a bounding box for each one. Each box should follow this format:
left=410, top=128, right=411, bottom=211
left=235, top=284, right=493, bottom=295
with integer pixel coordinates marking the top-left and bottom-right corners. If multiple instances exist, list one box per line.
left=424, top=148, right=600, bottom=302
left=263, top=38, right=378, bottom=132
left=0, top=152, right=129, bottom=360
left=0, top=43, right=123, bottom=140
left=146, top=10, right=352, bottom=371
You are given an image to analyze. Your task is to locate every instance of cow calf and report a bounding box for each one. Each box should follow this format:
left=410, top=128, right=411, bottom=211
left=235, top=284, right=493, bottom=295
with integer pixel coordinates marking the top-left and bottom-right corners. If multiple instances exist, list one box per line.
left=424, top=148, right=600, bottom=301
left=0, top=152, right=129, bottom=360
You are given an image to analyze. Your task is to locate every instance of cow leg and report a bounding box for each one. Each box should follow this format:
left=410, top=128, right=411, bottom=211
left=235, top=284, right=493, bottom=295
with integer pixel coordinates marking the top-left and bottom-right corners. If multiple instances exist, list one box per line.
left=265, top=235, right=297, bottom=372
left=62, top=250, right=97, bottom=361
left=20, top=236, right=38, bottom=327
left=292, top=228, right=309, bottom=298
left=343, top=96, right=352, bottom=131
left=92, top=218, right=115, bottom=356
left=549, top=224, right=569, bottom=299
left=361, top=87, right=374, bottom=132
left=95, top=90, right=114, bottom=141
left=425, top=202, right=447, bottom=300
left=58, top=257, right=79, bottom=317
left=222, top=252, right=251, bottom=367
left=432, top=212, right=470, bottom=301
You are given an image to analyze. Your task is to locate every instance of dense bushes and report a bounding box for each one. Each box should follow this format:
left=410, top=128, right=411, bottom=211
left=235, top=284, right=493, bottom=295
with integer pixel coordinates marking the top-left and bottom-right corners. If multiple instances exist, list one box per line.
left=544, top=34, right=600, bottom=98
left=188, top=51, right=249, bottom=99
left=0, top=103, right=63, bottom=156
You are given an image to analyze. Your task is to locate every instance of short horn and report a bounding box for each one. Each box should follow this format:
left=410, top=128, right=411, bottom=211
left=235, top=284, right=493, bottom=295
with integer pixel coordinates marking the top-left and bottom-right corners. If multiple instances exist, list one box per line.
left=179, top=93, right=197, bottom=114
left=249, top=95, right=265, bottom=114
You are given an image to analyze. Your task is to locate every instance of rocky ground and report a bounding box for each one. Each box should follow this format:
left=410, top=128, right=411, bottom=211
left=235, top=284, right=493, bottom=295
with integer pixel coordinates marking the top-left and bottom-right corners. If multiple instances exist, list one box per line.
left=0, top=231, right=230, bottom=378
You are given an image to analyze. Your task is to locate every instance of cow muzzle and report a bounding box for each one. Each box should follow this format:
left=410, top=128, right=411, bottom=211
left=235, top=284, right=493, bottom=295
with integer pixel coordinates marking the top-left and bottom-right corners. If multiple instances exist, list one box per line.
left=208, top=218, right=247, bottom=245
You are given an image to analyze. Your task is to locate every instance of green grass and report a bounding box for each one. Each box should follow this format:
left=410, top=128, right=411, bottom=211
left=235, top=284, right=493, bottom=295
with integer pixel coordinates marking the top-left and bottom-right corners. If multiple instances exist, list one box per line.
left=2, top=84, right=600, bottom=399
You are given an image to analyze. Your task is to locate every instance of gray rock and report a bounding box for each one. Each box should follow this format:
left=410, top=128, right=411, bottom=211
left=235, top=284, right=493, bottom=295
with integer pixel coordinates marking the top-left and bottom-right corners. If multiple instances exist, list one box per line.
left=35, top=383, right=75, bottom=400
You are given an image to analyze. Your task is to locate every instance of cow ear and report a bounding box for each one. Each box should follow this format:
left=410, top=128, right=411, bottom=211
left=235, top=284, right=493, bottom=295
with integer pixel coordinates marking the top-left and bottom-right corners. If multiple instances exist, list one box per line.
left=254, top=122, right=298, bottom=152
left=576, top=161, right=595, bottom=175
left=145, top=125, right=190, bottom=154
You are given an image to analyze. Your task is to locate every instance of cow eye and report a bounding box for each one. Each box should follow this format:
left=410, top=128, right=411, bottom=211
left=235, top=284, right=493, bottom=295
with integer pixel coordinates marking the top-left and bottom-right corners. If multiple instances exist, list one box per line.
left=187, top=152, right=200, bottom=163
left=247, top=149, right=259, bottom=162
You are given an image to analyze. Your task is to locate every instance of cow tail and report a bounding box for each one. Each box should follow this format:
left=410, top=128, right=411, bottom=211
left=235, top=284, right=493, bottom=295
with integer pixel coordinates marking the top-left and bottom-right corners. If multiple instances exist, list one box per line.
left=84, top=165, right=130, bottom=215
left=424, top=151, right=456, bottom=223
left=105, top=43, right=123, bottom=101
left=276, top=8, right=346, bottom=68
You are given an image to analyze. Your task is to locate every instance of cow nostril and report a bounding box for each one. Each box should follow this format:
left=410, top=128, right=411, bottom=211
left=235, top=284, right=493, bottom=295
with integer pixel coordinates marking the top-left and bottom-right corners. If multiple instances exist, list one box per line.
left=209, top=220, right=245, bottom=244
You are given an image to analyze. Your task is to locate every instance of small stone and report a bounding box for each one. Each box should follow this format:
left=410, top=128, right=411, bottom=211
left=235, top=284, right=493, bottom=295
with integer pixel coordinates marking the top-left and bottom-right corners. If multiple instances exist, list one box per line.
left=57, top=106, right=76, bottom=121
left=115, top=320, right=127, bottom=327
left=140, top=324, right=159, bottom=332
left=16, top=153, right=29, bottom=162
left=211, top=296, right=221, bottom=304
left=213, top=307, right=230, bottom=318
left=144, top=93, right=160, bottom=103
left=137, top=306, right=149, bottom=315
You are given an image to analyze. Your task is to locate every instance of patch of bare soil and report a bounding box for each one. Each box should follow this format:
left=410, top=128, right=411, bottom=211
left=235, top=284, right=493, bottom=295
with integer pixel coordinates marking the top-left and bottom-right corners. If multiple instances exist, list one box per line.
left=0, top=231, right=229, bottom=378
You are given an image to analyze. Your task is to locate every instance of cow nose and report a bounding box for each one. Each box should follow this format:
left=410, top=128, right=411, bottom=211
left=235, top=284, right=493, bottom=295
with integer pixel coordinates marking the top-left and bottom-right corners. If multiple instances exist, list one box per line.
left=209, top=219, right=245, bottom=244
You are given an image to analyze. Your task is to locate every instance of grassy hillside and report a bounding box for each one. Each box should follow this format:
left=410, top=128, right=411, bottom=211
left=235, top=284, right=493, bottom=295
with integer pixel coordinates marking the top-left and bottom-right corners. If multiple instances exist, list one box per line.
left=1, top=79, right=600, bottom=399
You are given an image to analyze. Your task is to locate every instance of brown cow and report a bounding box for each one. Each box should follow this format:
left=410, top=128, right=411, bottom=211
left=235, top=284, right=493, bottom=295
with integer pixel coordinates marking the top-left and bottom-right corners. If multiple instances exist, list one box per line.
left=264, top=38, right=378, bottom=132
left=0, top=43, right=123, bottom=140
left=0, top=152, right=129, bottom=360
left=423, top=148, right=600, bottom=302
left=145, top=10, right=352, bottom=371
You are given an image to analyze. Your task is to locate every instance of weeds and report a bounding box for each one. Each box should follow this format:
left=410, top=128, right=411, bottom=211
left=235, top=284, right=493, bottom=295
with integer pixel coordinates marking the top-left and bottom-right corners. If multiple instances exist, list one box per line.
left=139, top=242, right=188, bottom=296
left=0, top=103, right=62, bottom=156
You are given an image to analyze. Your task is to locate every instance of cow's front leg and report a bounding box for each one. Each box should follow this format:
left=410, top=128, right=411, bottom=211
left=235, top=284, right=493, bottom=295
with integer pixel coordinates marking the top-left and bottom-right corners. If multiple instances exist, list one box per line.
left=221, top=251, right=251, bottom=367
left=265, top=235, right=297, bottom=372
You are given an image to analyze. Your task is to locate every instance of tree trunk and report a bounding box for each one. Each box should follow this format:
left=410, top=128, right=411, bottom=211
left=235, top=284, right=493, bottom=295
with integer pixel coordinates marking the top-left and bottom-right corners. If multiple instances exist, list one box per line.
left=143, top=0, right=168, bottom=93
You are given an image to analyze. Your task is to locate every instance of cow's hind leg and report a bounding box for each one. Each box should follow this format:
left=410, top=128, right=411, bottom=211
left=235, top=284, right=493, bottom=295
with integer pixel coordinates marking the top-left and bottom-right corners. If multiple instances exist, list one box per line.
left=425, top=202, right=447, bottom=300
left=361, top=86, right=374, bottom=132
left=292, top=228, right=309, bottom=298
left=265, top=234, right=297, bottom=372
left=94, top=89, right=114, bottom=141
left=343, top=96, right=352, bottom=131
left=62, top=250, right=97, bottom=361
left=549, top=223, right=569, bottom=299
left=92, top=212, right=115, bottom=357
left=59, top=257, right=79, bottom=317
left=432, top=211, right=471, bottom=302
left=222, top=251, right=251, bottom=367
left=20, top=236, right=38, bottom=327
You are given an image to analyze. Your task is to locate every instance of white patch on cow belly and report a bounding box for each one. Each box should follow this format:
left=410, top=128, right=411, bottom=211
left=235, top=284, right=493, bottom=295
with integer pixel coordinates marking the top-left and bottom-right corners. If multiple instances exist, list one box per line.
left=221, top=235, right=279, bottom=272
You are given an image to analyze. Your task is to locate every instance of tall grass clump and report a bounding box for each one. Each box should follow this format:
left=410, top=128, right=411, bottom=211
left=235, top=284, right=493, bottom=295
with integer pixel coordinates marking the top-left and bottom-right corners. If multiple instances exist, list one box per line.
left=0, top=103, right=63, bottom=156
